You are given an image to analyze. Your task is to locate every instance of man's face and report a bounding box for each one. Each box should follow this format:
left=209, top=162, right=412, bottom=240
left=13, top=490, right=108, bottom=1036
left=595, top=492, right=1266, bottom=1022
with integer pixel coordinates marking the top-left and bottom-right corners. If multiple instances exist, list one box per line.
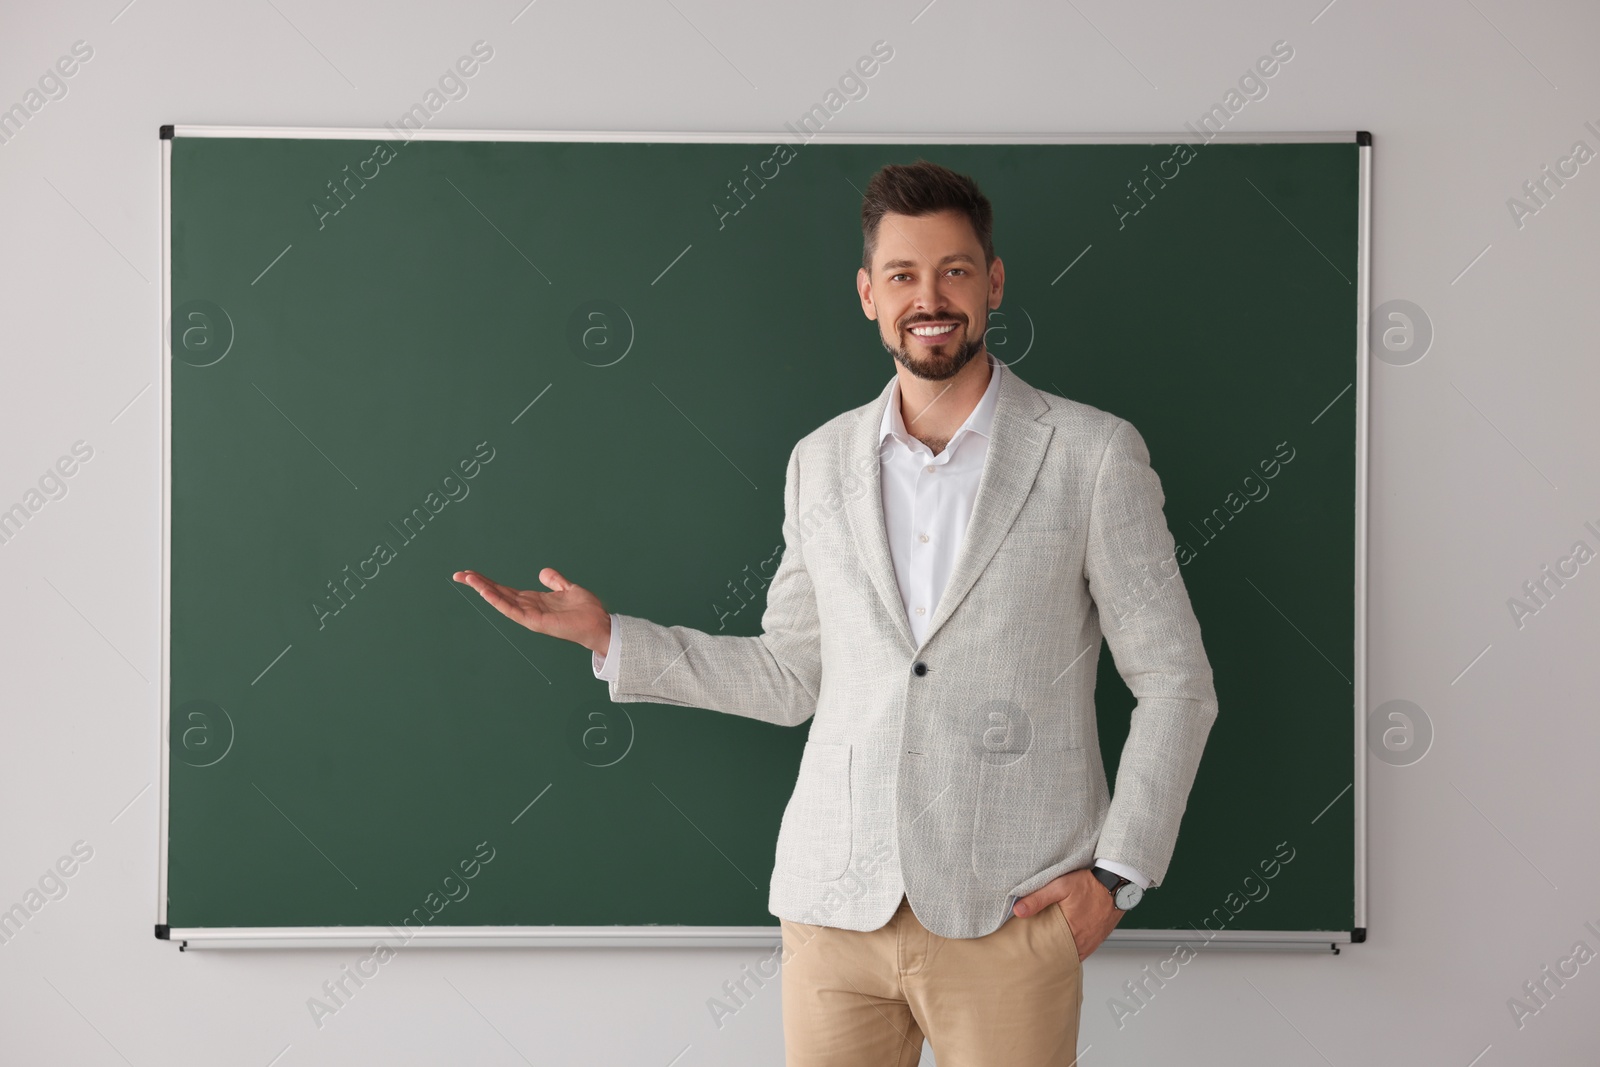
left=857, top=208, right=1004, bottom=381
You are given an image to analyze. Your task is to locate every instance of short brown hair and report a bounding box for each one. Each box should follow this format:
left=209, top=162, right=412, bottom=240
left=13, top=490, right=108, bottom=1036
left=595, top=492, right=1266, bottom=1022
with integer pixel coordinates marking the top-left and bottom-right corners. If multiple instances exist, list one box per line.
left=859, top=160, right=994, bottom=273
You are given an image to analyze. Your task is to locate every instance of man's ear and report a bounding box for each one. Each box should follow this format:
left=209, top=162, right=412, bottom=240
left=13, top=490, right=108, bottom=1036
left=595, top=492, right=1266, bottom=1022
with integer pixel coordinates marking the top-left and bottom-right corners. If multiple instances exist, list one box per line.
left=988, top=255, right=1006, bottom=309
left=857, top=266, right=877, bottom=320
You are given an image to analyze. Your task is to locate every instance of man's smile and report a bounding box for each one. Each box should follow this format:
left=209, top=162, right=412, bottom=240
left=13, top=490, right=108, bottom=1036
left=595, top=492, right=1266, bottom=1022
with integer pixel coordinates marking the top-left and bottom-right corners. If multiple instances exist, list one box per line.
left=906, top=320, right=962, bottom=343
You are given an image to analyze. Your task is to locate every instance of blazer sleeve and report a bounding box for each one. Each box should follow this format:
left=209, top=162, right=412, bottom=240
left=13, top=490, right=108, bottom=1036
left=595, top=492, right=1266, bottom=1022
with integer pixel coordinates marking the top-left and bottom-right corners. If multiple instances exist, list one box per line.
left=1083, top=418, right=1219, bottom=888
left=603, top=442, right=823, bottom=728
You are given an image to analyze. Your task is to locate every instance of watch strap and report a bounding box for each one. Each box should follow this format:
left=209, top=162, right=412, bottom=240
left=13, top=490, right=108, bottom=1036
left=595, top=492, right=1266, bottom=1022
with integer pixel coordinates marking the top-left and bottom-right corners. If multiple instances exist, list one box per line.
left=1090, top=864, right=1125, bottom=893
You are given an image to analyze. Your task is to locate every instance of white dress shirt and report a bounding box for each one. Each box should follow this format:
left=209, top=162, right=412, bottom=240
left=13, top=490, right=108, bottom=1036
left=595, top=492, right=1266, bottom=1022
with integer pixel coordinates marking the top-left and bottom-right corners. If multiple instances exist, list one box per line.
left=593, top=353, right=1150, bottom=891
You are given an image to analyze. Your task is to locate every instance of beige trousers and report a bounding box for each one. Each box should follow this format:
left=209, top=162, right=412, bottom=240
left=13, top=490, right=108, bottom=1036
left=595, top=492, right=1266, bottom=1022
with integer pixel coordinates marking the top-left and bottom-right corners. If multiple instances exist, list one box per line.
left=779, top=893, right=1083, bottom=1066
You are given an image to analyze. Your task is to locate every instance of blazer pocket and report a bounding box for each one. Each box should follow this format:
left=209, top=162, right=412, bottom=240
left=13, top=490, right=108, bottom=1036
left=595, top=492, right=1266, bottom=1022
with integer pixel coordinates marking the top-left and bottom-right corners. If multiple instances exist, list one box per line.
left=1007, top=520, right=1074, bottom=535
left=775, top=741, right=853, bottom=882
left=970, top=747, right=1090, bottom=891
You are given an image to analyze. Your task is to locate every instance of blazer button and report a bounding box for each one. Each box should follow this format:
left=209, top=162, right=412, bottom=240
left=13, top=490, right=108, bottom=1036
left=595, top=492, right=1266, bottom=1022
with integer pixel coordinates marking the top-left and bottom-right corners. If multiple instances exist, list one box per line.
left=912, top=662, right=928, bottom=677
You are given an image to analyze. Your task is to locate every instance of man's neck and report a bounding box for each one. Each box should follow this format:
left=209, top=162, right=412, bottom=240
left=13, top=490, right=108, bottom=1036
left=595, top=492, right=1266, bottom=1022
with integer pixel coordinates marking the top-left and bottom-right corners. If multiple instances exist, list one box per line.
left=896, top=353, right=993, bottom=456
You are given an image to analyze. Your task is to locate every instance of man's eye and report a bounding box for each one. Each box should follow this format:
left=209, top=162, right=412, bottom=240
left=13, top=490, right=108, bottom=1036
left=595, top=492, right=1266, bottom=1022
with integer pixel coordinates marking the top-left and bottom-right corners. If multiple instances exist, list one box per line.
left=891, top=273, right=910, bottom=282
left=948, top=268, right=967, bottom=277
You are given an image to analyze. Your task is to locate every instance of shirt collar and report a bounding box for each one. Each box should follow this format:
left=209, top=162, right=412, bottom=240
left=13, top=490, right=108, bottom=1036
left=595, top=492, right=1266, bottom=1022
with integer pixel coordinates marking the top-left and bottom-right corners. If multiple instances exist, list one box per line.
left=879, top=351, right=1003, bottom=453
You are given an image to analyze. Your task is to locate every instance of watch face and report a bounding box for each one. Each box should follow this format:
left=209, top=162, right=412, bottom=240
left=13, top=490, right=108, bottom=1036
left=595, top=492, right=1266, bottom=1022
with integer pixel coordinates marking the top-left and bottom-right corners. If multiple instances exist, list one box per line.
left=1115, top=883, right=1144, bottom=910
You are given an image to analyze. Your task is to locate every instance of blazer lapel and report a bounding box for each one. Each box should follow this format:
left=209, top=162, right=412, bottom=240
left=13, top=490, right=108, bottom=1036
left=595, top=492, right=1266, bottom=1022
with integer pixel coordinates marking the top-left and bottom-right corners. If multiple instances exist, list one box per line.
left=840, top=362, right=1053, bottom=655
left=840, top=377, right=919, bottom=653
left=919, top=366, right=1052, bottom=649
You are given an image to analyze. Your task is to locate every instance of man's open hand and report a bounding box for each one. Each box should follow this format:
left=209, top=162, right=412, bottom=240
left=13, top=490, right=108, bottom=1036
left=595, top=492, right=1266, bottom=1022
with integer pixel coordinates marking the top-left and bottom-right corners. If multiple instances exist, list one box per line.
left=452, top=567, right=612, bottom=656
left=1012, top=867, right=1123, bottom=960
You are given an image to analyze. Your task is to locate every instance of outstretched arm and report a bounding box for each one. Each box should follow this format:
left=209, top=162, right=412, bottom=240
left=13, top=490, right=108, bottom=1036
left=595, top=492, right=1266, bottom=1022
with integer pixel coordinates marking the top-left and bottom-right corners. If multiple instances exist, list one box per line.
left=454, top=443, right=823, bottom=727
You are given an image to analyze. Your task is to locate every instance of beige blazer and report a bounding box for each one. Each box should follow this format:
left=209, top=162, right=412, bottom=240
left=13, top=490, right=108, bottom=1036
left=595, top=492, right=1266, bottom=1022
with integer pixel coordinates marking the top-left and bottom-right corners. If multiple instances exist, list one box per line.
left=604, top=364, right=1218, bottom=938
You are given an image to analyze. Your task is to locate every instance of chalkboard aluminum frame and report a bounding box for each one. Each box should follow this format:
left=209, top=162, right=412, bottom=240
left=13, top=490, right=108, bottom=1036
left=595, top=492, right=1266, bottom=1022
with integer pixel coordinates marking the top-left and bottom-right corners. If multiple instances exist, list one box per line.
left=158, top=125, right=1370, bottom=949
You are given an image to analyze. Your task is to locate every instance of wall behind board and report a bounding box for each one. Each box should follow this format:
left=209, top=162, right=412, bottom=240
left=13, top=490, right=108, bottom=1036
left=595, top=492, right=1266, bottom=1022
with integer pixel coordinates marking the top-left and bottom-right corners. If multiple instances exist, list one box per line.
left=1, top=1, right=1597, bottom=1064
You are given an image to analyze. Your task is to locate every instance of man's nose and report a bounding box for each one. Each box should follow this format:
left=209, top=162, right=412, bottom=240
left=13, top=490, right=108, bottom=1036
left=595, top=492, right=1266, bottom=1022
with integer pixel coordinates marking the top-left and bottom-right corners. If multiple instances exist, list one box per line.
left=912, top=280, right=946, bottom=313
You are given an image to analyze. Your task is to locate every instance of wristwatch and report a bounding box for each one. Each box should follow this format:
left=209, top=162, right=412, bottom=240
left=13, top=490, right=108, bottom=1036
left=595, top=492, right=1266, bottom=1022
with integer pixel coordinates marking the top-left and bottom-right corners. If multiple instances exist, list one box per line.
left=1091, top=865, right=1144, bottom=911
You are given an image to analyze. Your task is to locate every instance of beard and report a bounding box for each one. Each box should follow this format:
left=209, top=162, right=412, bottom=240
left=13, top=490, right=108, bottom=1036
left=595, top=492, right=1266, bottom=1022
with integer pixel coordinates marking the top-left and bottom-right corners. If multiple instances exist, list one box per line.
left=882, top=321, right=985, bottom=381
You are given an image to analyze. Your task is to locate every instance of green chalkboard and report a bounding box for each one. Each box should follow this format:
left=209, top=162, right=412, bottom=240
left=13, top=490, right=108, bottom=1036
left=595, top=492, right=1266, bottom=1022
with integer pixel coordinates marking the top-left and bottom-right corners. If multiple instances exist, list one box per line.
left=162, top=130, right=1365, bottom=941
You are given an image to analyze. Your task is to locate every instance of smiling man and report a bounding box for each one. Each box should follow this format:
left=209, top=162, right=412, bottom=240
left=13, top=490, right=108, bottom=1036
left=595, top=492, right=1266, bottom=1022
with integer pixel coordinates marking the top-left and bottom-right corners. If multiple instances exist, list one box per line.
left=454, top=159, right=1218, bottom=1065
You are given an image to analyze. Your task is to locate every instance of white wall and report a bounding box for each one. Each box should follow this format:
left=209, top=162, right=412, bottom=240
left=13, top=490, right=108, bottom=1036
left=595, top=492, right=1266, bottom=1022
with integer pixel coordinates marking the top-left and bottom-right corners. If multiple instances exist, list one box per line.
left=3, top=0, right=1598, bottom=1063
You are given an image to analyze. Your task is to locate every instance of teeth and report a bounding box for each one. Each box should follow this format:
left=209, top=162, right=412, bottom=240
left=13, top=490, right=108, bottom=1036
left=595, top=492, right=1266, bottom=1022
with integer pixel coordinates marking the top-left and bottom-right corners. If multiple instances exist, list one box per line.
left=911, top=324, right=956, bottom=336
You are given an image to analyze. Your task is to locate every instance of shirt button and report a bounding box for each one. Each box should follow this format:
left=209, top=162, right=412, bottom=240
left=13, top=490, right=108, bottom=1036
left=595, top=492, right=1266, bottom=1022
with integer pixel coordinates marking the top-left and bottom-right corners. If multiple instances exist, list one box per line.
left=915, top=606, right=926, bottom=615
left=918, top=533, right=930, bottom=543
left=925, top=464, right=936, bottom=473
left=912, top=662, right=928, bottom=676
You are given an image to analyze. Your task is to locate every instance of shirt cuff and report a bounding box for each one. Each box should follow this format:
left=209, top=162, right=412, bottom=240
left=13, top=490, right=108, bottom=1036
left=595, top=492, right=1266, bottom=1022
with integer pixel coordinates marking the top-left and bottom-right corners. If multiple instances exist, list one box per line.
left=592, top=613, right=621, bottom=682
left=1092, top=857, right=1151, bottom=891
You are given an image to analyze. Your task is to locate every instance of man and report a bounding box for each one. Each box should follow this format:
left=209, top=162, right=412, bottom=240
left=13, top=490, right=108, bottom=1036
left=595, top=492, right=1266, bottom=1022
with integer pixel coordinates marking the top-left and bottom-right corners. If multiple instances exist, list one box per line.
left=454, top=160, right=1218, bottom=1065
